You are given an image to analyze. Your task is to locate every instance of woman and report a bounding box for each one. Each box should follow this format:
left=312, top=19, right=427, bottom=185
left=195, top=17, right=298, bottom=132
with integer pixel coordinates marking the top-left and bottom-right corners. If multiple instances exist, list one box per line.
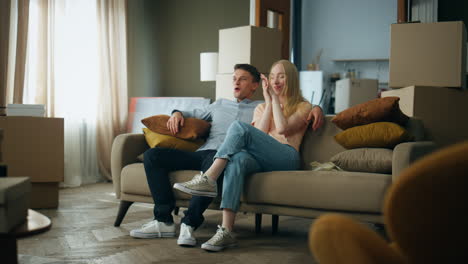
left=174, top=60, right=312, bottom=251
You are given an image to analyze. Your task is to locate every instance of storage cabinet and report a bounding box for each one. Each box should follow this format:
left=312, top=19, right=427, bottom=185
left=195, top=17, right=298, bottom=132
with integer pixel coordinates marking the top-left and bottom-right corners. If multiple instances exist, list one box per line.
left=334, top=78, right=378, bottom=114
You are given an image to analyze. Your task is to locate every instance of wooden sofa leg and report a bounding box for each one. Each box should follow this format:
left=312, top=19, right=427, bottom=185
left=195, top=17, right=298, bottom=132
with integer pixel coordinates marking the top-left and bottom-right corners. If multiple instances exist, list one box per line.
left=255, top=213, right=262, bottom=234
left=174, top=207, right=180, bottom=216
left=114, top=200, right=134, bottom=227
left=272, top=215, right=279, bottom=235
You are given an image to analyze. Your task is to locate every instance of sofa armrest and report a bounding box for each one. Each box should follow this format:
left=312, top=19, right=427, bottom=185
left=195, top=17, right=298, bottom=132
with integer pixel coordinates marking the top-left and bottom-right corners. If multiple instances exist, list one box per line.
left=111, top=133, right=148, bottom=198
left=392, top=141, right=437, bottom=182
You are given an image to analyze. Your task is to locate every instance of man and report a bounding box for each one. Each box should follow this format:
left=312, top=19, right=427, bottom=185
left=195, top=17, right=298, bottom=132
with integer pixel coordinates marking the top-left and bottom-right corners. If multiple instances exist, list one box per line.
left=130, top=64, right=324, bottom=247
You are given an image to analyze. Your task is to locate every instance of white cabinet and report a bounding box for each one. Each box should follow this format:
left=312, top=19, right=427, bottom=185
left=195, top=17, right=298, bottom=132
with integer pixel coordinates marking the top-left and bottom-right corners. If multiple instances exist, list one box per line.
left=299, top=71, right=323, bottom=106
left=334, top=78, right=378, bottom=113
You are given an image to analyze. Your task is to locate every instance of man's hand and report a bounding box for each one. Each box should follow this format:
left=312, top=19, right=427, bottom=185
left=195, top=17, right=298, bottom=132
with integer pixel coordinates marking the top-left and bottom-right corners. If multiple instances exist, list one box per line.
left=167, top=112, right=184, bottom=135
left=307, top=105, right=324, bottom=131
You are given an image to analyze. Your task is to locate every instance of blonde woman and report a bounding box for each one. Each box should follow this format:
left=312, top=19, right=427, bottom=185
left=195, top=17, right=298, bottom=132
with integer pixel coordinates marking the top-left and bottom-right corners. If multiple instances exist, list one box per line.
left=174, top=60, right=313, bottom=251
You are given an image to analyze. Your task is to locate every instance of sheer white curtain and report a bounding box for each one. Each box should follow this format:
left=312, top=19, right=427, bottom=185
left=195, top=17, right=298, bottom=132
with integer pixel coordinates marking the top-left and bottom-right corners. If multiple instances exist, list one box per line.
left=24, top=0, right=128, bottom=187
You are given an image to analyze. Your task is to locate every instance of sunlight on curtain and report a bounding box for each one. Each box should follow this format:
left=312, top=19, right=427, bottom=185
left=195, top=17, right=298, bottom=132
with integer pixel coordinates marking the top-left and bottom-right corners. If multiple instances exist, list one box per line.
left=24, top=0, right=103, bottom=187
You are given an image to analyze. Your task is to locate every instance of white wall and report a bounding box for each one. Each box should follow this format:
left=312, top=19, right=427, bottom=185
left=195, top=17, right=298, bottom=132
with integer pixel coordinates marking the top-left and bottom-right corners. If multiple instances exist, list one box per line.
left=301, top=0, right=397, bottom=86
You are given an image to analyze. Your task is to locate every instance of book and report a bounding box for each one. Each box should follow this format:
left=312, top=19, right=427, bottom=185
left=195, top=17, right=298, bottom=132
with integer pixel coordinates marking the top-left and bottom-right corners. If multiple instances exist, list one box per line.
left=6, top=108, right=45, bottom=117
left=7, top=104, right=45, bottom=109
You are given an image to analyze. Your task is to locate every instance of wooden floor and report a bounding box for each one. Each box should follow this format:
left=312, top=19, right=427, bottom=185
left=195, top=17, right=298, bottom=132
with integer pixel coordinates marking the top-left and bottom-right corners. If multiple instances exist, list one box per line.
left=18, top=182, right=324, bottom=264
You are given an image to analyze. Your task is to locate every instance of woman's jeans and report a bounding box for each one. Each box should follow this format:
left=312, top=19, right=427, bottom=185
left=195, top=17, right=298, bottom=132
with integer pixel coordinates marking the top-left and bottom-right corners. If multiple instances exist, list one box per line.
left=215, top=120, right=301, bottom=211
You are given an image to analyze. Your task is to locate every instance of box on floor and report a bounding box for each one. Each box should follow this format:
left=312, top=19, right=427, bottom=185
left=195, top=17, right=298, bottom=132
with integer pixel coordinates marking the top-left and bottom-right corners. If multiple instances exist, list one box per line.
left=0, top=117, right=64, bottom=209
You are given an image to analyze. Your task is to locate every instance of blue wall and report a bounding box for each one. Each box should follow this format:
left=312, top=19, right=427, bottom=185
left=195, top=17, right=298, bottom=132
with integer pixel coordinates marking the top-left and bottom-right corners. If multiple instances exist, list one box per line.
left=301, top=0, right=397, bottom=86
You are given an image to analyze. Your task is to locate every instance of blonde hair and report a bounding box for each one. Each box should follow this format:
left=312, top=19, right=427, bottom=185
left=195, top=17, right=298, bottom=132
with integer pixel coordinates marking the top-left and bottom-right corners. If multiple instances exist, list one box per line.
left=270, top=60, right=307, bottom=117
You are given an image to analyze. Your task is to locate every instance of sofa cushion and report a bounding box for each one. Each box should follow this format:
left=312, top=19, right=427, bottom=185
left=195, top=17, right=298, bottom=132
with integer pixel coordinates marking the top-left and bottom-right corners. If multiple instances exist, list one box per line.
left=121, top=163, right=390, bottom=214
left=334, top=122, right=411, bottom=149
left=121, top=164, right=221, bottom=202
left=331, top=97, right=409, bottom=130
left=143, top=128, right=204, bottom=151
left=121, top=164, right=152, bottom=196
left=141, top=115, right=211, bottom=140
left=242, top=170, right=391, bottom=213
left=331, top=148, right=393, bottom=174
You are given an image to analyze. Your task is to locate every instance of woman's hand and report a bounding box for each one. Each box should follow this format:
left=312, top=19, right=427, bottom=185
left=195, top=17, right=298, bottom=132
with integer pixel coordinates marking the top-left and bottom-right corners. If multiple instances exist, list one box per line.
left=269, top=85, right=280, bottom=104
left=261, top=74, right=271, bottom=104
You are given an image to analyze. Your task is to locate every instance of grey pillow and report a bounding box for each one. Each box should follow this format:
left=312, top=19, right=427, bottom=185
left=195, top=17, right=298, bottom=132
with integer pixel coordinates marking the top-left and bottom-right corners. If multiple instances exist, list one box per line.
left=330, top=148, right=393, bottom=174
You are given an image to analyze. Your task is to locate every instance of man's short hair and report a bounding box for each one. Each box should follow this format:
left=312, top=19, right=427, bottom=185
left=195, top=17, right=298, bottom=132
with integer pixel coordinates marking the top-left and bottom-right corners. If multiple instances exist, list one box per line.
left=234, top=64, right=261, bottom=83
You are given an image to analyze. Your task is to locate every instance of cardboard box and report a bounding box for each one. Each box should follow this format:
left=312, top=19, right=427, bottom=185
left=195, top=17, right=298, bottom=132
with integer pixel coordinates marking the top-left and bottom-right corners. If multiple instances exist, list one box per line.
left=218, top=26, right=282, bottom=74
left=216, top=73, right=264, bottom=101
left=381, top=86, right=468, bottom=147
left=0, top=117, right=64, bottom=208
left=0, top=177, right=30, bottom=232
left=389, top=21, right=467, bottom=89
left=334, top=78, right=379, bottom=114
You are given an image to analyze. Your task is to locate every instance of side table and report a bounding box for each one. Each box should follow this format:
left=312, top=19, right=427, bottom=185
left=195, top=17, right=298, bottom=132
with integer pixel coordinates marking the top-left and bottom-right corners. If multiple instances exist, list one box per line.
left=0, top=209, right=51, bottom=264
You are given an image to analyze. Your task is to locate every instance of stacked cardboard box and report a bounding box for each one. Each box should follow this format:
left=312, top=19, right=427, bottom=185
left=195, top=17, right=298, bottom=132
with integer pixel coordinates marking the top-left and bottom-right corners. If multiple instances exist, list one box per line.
left=0, top=117, right=64, bottom=208
left=384, top=21, right=468, bottom=147
left=216, top=25, right=282, bottom=101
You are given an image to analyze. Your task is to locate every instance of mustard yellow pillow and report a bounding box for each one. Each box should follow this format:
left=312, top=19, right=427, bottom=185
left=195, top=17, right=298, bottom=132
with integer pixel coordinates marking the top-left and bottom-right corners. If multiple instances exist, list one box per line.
left=334, top=122, right=410, bottom=149
left=142, top=128, right=204, bottom=152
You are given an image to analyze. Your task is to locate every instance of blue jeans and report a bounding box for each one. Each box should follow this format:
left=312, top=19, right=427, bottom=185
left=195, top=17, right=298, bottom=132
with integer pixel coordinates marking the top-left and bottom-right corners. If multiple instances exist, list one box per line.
left=215, top=121, right=301, bottom=211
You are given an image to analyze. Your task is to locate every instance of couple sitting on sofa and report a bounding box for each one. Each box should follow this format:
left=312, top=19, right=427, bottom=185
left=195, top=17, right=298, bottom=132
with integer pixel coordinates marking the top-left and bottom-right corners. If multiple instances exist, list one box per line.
left=130, top=60, right=325, bottom=252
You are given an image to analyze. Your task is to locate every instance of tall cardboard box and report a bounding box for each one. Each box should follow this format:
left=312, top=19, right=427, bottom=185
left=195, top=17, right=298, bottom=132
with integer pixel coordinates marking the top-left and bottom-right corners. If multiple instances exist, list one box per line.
left=334, top=78, right=379, bottom=114
left=389, top=21, right=467, bottom=89
left=218, top=26, right=282, bottom=74
left=0, top=117, right=64, bottom=208
left=215, top=73, right=264, bottom=101
left=381, top=86, right=468, bottom=147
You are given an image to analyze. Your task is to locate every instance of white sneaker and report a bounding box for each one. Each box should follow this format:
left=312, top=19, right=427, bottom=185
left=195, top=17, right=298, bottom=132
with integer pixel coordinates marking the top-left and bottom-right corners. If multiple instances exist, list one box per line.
left=177, top=223, right=196, bottom=247
left=201, top=225, right=237, bottom=252
left=130, top=219, right=176, bottom=238
left=173, top=172, right=217, bottom=197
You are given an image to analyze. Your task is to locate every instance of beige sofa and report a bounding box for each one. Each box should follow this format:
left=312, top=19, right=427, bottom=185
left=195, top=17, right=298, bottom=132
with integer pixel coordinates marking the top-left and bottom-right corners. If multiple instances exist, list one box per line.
left=111, top=116, right=435, bottom=232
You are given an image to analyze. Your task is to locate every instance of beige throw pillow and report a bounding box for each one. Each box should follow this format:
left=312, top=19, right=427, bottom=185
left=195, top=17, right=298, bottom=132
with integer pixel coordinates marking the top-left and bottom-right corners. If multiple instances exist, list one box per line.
left=330, top=148, right=393, bottom=174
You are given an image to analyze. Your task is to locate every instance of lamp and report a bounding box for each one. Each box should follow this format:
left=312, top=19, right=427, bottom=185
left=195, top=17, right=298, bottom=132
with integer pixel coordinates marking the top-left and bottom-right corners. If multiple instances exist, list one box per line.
left=200, top=52, right=218, bottom=81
